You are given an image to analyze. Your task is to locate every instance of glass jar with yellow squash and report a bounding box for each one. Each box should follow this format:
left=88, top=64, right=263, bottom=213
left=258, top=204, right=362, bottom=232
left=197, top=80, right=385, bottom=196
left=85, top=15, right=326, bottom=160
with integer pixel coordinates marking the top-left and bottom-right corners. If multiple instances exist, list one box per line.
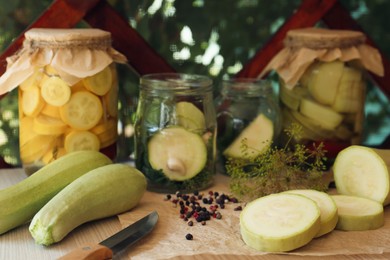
left=260, top=28, right=384, bottom=159
left=0, top=28, right=127, bottom=174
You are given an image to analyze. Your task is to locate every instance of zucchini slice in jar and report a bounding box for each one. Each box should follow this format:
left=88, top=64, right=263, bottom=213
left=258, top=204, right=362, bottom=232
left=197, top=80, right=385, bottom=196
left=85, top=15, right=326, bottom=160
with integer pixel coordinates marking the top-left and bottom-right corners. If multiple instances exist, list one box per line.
left=175, top=101, right=206, bottom=133
left=148, top=127, right=207, bottom=181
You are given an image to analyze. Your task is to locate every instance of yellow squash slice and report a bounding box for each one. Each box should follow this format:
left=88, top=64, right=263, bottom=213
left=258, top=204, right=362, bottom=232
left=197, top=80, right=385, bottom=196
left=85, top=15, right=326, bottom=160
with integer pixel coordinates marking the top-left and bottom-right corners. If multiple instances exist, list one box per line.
left=91, top=119, right=118, bottom=148
left=82, top=66, right=112, bottom=96
left=60, top=91, right=103, bottom=131
left=33, top=115, right=68, bottom=135
left=64, top=130, right=100, bottom=153
left=41, top=77, right=71, bottom=107
left=19, top=69, right=44, bottom=91
left=41, top=104, right=61, bottom=119
left=19, top=117, right=38, bottom=146
left=20, top=135, right=56, bottom=164
left=21, top=85, right=45, bottom=117
left=42, top=147, right=66, bottom=165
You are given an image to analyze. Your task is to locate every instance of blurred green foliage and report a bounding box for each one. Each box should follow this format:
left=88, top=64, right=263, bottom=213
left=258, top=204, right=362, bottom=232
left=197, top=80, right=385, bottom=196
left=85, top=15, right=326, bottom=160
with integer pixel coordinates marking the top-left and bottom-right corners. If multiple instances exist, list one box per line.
left=0, top=0, right=389, bottom=166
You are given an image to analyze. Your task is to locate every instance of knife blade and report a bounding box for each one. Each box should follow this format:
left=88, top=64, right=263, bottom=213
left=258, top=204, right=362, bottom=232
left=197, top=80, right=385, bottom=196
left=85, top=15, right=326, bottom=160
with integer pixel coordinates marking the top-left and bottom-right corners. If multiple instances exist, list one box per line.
left=58, top=211, right=159, bottom=260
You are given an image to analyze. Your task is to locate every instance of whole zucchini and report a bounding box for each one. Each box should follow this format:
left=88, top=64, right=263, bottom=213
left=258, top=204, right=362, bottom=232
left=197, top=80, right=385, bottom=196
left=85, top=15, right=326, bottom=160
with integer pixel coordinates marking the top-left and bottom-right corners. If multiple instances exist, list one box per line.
left=0, top=151, right=112, bottom=235
left=29, top=163, right=147, bottom=246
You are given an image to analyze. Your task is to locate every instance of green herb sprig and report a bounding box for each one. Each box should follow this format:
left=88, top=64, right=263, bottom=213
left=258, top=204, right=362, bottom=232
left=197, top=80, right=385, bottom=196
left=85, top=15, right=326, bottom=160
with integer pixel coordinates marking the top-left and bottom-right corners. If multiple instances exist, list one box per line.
left=226, top=123, right=328, bottom=202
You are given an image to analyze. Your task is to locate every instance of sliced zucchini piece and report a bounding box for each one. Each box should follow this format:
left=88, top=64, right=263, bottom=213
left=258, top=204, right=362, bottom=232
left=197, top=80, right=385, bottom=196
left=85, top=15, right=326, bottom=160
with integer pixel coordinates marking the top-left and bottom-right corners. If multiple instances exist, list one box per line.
left=148, top=127, right=207, bottom=181
left=331, top=195, right=384, bottom=231
left=308, top=60, right=344, bottom=105
left=333, top=145, right=390, bottom=206
left=279, top=84, right=309, bottom=111
left=223, top=113, right=273, bottom=158
left=240, top=193, right=321, bottom=252
left=284, top=189, right=338, bottom=237
left=299, top=98, right=343, bottom=130
left=176, top=101, right=205, bottom=132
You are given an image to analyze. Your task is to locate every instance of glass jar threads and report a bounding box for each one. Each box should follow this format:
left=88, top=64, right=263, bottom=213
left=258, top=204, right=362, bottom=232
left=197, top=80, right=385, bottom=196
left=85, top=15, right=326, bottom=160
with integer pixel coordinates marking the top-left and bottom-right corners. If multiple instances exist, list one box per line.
left=215, top=78, right=281, bottom=171
left=0, top=28, right=127, bottom=174
left=134, top=73, right=217, bottom=193
left=260, top=28, right=384, bottom=158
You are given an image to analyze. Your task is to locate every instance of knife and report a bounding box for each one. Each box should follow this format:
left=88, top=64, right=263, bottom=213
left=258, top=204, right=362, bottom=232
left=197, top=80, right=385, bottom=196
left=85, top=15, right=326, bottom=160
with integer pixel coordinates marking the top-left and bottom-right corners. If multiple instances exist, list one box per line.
left=58, top=211, right=159, bottom=260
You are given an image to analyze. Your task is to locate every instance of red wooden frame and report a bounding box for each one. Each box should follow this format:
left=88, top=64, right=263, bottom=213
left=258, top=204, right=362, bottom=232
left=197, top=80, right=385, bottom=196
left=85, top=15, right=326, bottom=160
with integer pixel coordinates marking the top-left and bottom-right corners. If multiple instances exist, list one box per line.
left=0, top=0, right=389, bottom=167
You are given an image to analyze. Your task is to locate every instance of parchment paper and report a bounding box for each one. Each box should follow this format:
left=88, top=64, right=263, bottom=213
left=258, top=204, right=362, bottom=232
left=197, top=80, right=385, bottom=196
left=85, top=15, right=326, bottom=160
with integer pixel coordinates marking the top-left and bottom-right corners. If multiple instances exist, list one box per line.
left=118, top=173, right=390, bottom=259
left=0, top=28, right=126, bottom=95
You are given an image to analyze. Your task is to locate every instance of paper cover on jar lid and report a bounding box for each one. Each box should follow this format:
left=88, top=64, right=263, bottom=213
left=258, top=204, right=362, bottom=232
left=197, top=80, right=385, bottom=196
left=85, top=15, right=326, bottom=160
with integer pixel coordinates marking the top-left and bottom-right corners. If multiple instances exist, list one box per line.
left=259, top=27, right=384, bottom=89
left=0, top=28, right=127, bottom=95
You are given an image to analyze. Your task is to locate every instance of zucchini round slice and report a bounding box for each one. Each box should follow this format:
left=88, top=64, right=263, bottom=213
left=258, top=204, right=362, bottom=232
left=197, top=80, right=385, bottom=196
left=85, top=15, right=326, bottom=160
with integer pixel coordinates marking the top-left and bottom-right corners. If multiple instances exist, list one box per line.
left=223, top=113, right=273, bottom=158
left=333, top=145, right=390, bottom=206
left=176, top=101, right=205, bottom=132
left=284, top=189, right=338, bottom=237
left=331, top=195, right=384, bottom=231
left=148, top=127, right=207, bottom=181
left=240, top=193, right=321, bottom=252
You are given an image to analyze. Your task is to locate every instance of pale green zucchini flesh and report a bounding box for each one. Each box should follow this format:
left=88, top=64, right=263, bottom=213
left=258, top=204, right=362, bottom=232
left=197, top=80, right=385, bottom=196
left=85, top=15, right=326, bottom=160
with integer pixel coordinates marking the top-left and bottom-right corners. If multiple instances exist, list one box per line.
left=333, top=145, right=390, bottom=206
left=284, top=189, right=338, bottom=237
left=331, top=195, right=384, bottom=231
left=240, top=193, right=321, bottom=252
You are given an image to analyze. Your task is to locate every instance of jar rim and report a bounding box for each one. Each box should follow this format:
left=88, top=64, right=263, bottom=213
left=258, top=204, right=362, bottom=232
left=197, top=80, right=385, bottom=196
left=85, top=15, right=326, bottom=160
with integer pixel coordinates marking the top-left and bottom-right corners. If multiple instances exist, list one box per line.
left=222, top=78, right=272, bottom=95
left=140, top=73, right=213, bottom=91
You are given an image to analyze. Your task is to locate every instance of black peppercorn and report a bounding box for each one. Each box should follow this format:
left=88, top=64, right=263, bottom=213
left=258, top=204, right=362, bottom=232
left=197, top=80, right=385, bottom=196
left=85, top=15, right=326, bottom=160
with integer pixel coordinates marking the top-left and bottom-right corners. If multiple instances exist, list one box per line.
left=234, top=205, right=243, bottom=211
left=185, top=233, right=193, bottom=240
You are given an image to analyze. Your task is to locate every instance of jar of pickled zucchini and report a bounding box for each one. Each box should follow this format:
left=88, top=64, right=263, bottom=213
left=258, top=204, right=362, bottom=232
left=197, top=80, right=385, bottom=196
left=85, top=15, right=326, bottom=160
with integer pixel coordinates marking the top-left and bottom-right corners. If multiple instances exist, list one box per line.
left=0, top=28, right=127, bottom=174
left=134, top=73, right=216, bottom=193
left=260, top=28, right=384, bottom=158
left=215, top=78, right=281, bottom=173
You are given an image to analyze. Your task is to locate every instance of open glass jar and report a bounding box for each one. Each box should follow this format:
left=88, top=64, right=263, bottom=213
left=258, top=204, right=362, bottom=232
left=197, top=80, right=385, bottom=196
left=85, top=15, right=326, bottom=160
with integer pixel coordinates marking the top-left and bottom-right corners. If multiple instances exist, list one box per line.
left=0, top=28, right=127, bottom=174
left=134, top=73, right=216, bottom=193
left=260, top=28, right=384, bottom=159
left=215, top=78, right=281, bottom=173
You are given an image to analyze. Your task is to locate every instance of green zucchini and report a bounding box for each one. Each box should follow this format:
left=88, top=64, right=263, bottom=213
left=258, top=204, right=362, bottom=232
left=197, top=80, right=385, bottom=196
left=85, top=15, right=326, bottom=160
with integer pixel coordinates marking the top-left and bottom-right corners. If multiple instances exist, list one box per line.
left=0, top=151, right=112, bottom=235
left=29, top=163, right=147, bottom=246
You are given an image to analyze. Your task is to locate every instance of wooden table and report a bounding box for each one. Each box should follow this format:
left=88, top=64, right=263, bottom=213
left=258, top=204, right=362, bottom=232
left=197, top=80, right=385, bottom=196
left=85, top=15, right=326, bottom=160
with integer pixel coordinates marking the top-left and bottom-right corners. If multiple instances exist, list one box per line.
left=1, top=168, right=390, bottom=260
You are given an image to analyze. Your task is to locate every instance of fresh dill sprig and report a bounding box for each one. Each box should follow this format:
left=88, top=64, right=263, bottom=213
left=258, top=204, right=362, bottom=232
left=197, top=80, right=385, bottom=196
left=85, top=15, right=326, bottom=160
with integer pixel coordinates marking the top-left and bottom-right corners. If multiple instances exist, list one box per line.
left=227, top=123, right=328, bottom=202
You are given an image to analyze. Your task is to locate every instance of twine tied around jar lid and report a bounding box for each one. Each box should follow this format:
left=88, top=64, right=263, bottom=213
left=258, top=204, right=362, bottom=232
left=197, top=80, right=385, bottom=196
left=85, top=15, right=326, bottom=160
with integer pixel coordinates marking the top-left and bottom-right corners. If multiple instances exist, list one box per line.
left=0, top=28, right=127, bottom=95
left=259, top=27, right=384, bottom=89
left=23, top=28, right=113, bottom=50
